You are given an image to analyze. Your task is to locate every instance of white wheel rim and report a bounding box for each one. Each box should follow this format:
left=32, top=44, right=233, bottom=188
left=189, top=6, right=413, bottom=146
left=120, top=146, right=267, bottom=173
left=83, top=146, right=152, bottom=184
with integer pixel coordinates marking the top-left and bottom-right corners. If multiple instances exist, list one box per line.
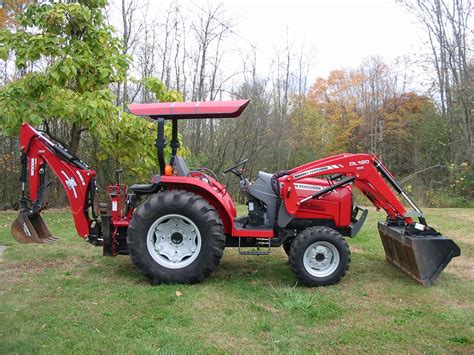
left=146, top=214, right=202, bottom=269
left=303, top=241, right=340, bottom=278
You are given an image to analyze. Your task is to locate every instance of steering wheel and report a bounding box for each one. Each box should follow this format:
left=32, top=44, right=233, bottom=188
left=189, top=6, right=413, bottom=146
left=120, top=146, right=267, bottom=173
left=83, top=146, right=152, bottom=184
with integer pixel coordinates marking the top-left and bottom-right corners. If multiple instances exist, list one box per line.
left=223, top=159, right=248, bottom=177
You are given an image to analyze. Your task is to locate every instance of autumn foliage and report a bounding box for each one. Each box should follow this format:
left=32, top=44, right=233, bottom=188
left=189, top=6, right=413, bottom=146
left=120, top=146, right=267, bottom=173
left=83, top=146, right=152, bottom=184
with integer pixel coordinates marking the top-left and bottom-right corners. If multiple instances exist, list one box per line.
left=0, top=0, right=30, bottom=29
left=288, top=61, right=471, bottom=206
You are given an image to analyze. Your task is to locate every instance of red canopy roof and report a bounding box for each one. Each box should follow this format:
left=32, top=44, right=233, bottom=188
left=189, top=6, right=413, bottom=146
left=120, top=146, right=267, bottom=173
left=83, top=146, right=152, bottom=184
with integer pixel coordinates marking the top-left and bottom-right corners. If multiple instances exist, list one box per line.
left=128, top=99, right=250, bottom=119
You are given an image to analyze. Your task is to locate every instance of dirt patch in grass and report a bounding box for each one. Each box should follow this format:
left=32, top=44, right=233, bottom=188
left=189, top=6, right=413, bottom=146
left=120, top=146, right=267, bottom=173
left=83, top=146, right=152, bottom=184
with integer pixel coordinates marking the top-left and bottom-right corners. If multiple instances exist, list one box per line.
left=0, top=246, right=6, bottom=261
left=348, top=245, right=365, bottom=254
left=446, top=209, right=474, bottom=222
left=0, top=255, right=98, bottom=287
left=445, top=255, right=474, bottom=281
left=1, top=208, right=472, bottom=353
left=447, top=231, right=474, bottom=245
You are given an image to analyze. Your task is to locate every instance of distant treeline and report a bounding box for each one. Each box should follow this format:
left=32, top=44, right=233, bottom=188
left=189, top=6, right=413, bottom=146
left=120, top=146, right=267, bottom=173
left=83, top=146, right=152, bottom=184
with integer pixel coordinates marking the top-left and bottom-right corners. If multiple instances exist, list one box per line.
left=0, top=0, right=472, bottom=208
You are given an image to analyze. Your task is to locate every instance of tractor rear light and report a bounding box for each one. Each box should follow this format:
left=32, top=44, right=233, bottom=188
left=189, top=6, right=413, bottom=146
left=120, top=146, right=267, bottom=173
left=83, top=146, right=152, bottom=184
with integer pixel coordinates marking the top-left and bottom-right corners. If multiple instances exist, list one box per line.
left=165, top=164, right=173, bottom=176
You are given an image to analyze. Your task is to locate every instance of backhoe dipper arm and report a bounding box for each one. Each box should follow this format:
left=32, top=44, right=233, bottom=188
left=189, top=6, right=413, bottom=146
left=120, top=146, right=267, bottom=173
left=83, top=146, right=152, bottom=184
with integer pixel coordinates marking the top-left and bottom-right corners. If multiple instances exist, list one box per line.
left=281, top=153, right=418, bottom=224
left=19, top=123, right=97, bottom=238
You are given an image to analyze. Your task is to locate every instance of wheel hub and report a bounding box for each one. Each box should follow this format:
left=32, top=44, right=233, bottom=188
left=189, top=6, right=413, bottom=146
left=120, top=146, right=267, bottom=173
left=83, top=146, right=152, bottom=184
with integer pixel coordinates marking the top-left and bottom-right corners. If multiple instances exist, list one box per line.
left=315, top=252, right=325, bottom=262
left=303, top=241, right=340, bottom=277
left=171, top=232, right=184, bottom=244
left=146, top=214, right=202, bottom=269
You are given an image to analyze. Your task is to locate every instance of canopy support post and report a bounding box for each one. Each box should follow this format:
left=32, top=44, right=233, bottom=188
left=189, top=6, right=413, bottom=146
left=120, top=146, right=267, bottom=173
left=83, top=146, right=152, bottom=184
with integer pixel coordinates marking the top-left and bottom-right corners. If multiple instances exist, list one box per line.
left=156, top=118, right=166, bottom=176
left=169, top=119, right=179, bottom=167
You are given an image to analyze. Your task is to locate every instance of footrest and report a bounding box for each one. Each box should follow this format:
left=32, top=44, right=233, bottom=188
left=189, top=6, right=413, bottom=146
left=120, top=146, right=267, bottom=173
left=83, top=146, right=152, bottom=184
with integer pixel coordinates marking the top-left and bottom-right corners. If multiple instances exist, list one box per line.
left=238, top=237, right=271, bottom=255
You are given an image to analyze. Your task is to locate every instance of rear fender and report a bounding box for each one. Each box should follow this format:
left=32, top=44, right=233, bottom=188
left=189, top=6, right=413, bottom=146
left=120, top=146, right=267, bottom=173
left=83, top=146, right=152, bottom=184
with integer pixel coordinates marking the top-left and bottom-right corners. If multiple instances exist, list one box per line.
left=159, top=176, right=236, bottom=234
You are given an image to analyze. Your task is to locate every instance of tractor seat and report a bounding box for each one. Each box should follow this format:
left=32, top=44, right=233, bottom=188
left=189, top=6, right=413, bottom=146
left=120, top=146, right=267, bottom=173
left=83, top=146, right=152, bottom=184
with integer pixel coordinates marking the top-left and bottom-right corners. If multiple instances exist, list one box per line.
left=174, top=156, right=190, bottom=176
left=128, top=183, right=160, bottom=196
left=271, top=170, right=289, bottom=195
left=128, top=157, right=189, bottom=197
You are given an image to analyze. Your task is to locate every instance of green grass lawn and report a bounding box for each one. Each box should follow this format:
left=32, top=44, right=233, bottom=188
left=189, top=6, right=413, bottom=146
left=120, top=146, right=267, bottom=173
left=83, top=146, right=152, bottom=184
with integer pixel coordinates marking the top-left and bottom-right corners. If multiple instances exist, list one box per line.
left=0, top=207, right=473, bottom=353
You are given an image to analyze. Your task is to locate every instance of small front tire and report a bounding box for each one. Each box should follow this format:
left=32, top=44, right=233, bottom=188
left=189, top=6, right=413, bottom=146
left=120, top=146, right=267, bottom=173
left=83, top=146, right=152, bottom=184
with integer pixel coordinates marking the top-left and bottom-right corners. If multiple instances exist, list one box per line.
left=289, top=226, right=350, bottom=286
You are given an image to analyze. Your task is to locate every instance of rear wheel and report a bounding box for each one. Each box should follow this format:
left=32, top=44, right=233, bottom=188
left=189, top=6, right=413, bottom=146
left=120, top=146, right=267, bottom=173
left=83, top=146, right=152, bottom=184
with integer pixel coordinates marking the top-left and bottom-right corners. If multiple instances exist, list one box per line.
left=289, top=226, right=350, bottom=286
left=282, top=238, right=292, bottom=256
left=127, top=190, right=225, bottom=284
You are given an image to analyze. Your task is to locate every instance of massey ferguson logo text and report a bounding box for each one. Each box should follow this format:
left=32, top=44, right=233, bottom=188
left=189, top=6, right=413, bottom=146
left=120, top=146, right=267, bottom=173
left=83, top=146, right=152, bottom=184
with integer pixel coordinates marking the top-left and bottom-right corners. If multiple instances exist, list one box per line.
left=293, top=164, right=344, bottom=179
left=30, top=158, right=36, bottom=176
left=295, top=183, right=323, bottom=191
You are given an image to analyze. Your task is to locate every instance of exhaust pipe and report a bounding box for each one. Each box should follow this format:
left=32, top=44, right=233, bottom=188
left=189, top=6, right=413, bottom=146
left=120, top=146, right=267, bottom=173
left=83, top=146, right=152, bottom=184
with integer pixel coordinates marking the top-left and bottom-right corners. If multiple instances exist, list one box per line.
left=378, top=222, right=460, bottom=286
left=11, top=210, right=58, bottom=244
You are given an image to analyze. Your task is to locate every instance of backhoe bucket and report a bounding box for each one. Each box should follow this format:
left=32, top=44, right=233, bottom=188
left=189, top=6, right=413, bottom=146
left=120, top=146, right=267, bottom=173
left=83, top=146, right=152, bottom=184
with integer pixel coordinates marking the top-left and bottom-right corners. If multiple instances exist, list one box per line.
left=378, top=222, right=460, bottom=286
left=11, top=210, right=58, bottom=244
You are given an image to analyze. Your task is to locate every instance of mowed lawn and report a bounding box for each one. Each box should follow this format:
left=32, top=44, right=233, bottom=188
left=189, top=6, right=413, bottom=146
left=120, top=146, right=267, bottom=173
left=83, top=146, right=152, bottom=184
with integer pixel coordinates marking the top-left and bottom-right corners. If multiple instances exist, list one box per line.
left=0, top=207, right=472, bottom=353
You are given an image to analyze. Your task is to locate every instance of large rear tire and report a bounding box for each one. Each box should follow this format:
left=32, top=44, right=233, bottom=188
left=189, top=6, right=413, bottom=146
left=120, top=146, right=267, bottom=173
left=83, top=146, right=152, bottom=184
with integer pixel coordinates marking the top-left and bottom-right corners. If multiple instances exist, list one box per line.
left=283, top=238, right=292, bottom=256
left=127, top=190, right=225, bottom=284
left=289, top=226, right=350, bottom=286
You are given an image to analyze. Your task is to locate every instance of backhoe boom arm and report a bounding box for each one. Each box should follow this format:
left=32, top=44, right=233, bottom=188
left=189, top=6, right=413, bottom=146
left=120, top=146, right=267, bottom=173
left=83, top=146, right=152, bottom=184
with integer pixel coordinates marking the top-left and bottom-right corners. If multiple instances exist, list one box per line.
left=18, top=123, right=97, bottom=238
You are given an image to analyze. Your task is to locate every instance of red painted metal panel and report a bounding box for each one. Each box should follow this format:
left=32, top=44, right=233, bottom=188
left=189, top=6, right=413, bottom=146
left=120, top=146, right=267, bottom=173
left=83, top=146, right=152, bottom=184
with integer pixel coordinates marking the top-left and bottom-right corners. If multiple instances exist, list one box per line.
left=20, top=124, right=96, bottom=238
left=292, top=177, right=352, bottom=227
left=280, top=153, right=411, bottom=225
left=231, top=228, right=274, bottom=237
left=128, top=99, right=250, bottom=119
left=159, top=175, right=237, bottom=234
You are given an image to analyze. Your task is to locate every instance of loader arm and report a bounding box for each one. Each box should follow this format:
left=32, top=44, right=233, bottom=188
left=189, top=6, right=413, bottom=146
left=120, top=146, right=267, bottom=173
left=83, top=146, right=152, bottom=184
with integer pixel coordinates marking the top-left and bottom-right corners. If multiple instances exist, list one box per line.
left=281, top=153, right=418, bottom=224
left=13, top=123, right=98, bottom=241
left=280, top=153, right=460, bottom=286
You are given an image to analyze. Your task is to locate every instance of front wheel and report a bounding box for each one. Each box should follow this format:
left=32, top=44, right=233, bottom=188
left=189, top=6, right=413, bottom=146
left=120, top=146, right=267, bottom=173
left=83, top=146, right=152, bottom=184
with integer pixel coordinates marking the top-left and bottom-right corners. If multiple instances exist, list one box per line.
left=289, top=226, right=350, bottom=286
left=127, top=190, right=225, bottom=284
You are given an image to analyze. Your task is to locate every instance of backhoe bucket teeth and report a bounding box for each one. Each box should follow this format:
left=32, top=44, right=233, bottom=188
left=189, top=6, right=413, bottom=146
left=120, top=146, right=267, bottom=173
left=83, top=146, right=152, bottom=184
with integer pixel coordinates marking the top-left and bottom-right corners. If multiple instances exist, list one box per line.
left=378, top=222, right=460, bottom=286
left=11, top=211, right=58, bottom=244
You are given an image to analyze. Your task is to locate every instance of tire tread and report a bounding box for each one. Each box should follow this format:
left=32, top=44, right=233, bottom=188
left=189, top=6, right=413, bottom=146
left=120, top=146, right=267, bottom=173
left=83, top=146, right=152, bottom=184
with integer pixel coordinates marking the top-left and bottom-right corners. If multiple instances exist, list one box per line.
left=127, top=189, right=225, bottom=284
left=289, top=226, right=350, bottom=286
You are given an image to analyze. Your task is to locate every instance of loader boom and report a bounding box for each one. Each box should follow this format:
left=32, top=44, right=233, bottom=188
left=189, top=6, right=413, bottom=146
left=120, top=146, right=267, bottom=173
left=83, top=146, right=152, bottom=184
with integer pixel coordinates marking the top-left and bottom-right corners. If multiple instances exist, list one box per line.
left=279, top=153, right=460, bottom=286
left=281, top=153, right=420, bottom=224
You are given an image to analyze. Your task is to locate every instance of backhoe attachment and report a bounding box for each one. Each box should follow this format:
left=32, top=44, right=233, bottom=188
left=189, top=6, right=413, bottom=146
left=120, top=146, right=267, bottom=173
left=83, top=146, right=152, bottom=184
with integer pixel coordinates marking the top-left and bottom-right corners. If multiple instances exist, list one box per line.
left=11, top=210, right=57, bottom=244
left=11, top=123, right=98, bottom=245
left=11, top=162, right=57, bottom=244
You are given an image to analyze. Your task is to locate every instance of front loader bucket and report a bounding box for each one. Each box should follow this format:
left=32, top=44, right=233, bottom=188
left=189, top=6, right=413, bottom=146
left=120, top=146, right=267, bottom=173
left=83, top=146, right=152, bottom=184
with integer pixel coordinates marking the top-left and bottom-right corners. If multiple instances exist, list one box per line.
left=11, top=210, right=58, bottom=244
left=378, top=222, right=460, bottom=286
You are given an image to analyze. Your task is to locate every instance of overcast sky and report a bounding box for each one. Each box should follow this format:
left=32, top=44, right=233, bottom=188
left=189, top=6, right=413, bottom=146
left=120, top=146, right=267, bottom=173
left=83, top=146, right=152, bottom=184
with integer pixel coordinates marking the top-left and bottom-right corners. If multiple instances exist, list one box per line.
left=110, top=0, right=430, bottom=91
left=219, top=0, right=424, bottom=80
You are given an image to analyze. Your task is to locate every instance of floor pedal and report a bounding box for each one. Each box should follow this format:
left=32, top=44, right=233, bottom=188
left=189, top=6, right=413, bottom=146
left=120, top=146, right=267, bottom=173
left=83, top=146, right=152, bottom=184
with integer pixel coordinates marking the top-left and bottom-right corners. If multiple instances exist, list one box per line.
left=238, top=237, right=271, bottom=255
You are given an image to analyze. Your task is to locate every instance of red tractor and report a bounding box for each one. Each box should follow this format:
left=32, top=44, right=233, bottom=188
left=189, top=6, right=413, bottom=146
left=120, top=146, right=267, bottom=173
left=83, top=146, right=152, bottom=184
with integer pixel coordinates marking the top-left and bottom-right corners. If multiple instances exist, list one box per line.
left=11, top=99, right=460, bottom=286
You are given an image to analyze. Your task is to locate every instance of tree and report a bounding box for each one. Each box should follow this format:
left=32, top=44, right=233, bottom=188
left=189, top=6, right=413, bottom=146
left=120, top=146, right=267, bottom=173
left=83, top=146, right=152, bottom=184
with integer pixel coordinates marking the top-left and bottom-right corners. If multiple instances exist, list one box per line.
left=0, top=0, right=129, bottom=154
left=307, top=70, right=365, bottom=155
left=404, top=0, right=473, bottom=163
left=95, top=76, right=184, bottom=180
left=288, top=95, right=327, bottom=165
left=381, top=92, right=438, bottom=176
left=0, top=0, right=30, bottom=29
